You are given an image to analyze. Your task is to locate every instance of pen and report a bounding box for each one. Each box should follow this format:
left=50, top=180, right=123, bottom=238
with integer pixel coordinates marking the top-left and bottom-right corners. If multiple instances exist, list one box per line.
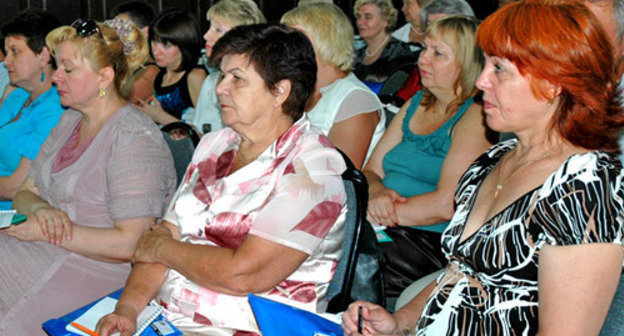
left=358, top=305, right=363, bottom=334
left=70, top=321, right=99, bottom=336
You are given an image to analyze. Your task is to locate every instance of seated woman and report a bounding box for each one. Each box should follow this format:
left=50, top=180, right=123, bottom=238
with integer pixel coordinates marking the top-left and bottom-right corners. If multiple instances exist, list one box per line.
left=96, top=23, right=347, bottom=336
left=353, top=0, right=418, bottom=94
left=185, top=0, right=266, bottom=135
left=282, top=3, right=384, bottom=168
left=0, top=9, right=63, bottom=210
left=136, top=9, right=206, bottom=126
left=343, top=1, right=624, bottom=335
left=0, top=18, right=176, bottom=334
left=392, top=0, right=432, bottom=44
left=363, top=15, right=492, bottom=300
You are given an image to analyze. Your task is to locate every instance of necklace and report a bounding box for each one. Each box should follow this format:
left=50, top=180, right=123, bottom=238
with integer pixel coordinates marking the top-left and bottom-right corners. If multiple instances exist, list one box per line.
left=365, top=35, right=390, bottom=57
left=494, top=150, right=550, bottom=198
left=410, top=25, right=424, bottom=37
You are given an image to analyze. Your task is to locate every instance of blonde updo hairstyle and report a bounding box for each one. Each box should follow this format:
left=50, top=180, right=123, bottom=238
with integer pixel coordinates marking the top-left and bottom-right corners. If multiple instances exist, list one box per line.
left=353, top=0, right=398, bottom=32
left=206, top=0, right=266, bottom=26
left=281, top=3, right=354, bottom=72
left=46, top=20, right=149, bottom=99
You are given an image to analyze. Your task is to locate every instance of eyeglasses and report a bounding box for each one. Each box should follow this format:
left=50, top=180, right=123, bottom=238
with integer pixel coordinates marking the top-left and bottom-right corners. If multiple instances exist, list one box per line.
left=71, top=18, right=105, bottom=43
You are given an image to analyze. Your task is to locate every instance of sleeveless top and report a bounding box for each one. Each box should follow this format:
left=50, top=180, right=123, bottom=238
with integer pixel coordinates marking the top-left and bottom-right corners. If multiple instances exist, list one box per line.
left=306, top=73, right=385, bottom=164
left=154, top=69, right=194, bottom=120
left=382, top=91, right=474, bottom=233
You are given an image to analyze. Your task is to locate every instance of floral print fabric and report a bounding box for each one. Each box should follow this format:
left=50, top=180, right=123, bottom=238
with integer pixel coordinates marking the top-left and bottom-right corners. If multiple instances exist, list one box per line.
left=416, top=139, right=624, bottom=335
left=158, top=116, right=347, bottom=335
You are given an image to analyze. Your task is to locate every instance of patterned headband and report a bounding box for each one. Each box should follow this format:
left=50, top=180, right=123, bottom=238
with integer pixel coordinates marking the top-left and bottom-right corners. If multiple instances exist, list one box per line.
left=104, top=18, right=136, bottom=55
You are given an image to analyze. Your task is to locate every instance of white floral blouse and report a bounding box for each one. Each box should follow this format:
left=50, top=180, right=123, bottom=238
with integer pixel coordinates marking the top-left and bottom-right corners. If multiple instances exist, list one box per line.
left=157, top=116, right=347, bottom=335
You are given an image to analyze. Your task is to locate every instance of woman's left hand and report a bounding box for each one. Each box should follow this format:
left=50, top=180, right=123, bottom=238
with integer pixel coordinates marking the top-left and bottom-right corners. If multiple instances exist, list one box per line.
left=134, top=96, right=164, bottom=120
left=132, top=224, right=173, bottom=264
left=3, top=215, right=46, bottom=242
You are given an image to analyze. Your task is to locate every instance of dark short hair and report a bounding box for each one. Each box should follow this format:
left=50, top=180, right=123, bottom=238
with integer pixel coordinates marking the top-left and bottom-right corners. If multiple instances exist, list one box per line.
left=110, top=1, right=156, bottom=28
left=2, top=8, right=61, bottom=55
left=211, top=23, right=317, bottom=120
left=149, top=8, right=202, bottom=72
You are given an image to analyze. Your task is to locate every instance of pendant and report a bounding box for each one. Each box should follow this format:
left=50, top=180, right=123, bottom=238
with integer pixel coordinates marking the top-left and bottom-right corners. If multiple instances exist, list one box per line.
left=494, top=184, right=503, bottom=198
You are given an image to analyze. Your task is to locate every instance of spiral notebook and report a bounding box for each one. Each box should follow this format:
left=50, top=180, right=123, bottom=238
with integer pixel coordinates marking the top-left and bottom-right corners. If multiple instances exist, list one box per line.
left=66, top=297, right=162, bottom=336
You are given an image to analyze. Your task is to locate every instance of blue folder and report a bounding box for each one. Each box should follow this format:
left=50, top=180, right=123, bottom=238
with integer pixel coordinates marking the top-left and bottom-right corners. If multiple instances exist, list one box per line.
left=248, top=294, right=343, bottom=336
left=42, top=288, right=181, bottom=336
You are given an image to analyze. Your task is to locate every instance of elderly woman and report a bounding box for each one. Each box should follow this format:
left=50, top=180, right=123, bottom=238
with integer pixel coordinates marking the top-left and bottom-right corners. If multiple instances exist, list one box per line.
left=353, top=0, right=418, bottom=93
left=0, top=9, right=63, bottom=210
left=185, top=0, right=266, bottom=135
left=96, top=23, right=347, bottom=336
left=364, top=15, right=492, bottom=301
left=392, top=0, right=433, bottom=44
left=282, top=3, right=384, bottom=168
left=0, top=19, right=176, bottom=334
left=343, top=1, right=624, bottom=335
left=135, top=9, right=206, bottom=125
left=420, top=0, right=474, bottom=30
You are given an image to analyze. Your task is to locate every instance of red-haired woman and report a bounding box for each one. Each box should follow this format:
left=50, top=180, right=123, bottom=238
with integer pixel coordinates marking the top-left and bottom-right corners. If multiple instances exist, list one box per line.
left=342, top=1, right=624, bottom=335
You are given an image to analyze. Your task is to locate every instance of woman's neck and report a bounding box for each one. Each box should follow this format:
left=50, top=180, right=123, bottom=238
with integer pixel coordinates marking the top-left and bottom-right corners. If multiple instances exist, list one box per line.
left=78, top=93, right=127, bottom=137
left=22, top=68, right=54, bottom=102
left=234, top=113, right=293, bottom=170
left=429, top=86, right=459, bottom=115
left=306, top=64, right=347, bottom=111
left=365, top=31, right=389, bottom=50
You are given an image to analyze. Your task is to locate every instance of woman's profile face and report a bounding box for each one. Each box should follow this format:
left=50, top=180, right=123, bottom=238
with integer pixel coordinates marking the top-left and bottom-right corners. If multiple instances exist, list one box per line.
left=4, top=35, right=45, bottom=88
left=216, top=53, right=282, bottom=131
left=204, top=15, right=234, bottom=58
left=356, top=4, right=388, bottom=41
left=418, top=35, right=460, bottom=93
left=401, top=0, right=422, bottom=28
left=52, top=41, right=101, bottom=109
left=476, top=55, right=553, bottom=133
left=151, top=40, right=182, bottom=69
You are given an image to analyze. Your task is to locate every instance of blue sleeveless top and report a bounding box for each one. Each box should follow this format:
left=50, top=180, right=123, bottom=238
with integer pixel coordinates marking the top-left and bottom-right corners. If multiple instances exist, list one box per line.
left=154, top=69, right=194, bottom=120
left=382, top=90, right=474, bottom=233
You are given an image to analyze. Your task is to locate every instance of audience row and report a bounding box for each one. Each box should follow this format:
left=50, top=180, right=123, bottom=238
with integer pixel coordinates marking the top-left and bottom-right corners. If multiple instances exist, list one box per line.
left=0, top=0, right=623, bottom=335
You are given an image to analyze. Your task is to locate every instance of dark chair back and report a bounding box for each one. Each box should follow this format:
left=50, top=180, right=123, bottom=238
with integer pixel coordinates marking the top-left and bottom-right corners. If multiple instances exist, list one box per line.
left=326, top=150, right=386, bottom=313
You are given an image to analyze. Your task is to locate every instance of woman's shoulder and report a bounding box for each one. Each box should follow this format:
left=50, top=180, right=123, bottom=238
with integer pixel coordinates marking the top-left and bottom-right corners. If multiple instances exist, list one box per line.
left=535, top=150, right=624, bottom=246
left=105, top=105, right=166, bottom=143
left=285, top=117, right=348, bottom=173
left=323, top=73, right=379, bottom=100
left=546, top=150, right=623, bottom=190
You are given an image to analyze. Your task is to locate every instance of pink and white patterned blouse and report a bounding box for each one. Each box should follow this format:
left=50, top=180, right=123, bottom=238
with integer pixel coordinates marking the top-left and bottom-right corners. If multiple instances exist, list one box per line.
left=157, top=116, right=347, bottom=335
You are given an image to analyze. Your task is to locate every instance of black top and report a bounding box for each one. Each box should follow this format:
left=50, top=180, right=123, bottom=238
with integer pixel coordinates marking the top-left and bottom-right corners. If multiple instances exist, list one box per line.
left=353, top=37, right=418, bottom=84
left=154, top=69, right=194, bottom=120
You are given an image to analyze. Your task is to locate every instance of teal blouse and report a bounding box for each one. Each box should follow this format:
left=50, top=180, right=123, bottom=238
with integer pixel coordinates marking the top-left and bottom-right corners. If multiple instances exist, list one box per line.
left=381, top=91, right=474, bottom=233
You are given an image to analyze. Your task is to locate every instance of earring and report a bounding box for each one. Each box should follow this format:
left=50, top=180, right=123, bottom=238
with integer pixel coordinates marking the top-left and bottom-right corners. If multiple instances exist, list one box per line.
left=40, top=72, right=45, bottom=82
left=278, top=87, right=284, bottom=94
left=99, top=87, right=107, bottom=99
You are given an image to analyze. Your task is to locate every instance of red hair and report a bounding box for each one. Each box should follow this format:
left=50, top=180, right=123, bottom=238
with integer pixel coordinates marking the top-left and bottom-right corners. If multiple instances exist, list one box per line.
left=477, top=0, right=624, bottom=151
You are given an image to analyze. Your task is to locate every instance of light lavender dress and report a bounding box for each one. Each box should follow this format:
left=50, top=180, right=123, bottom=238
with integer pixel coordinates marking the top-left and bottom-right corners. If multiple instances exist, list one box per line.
left=0, top=105, right=176, bottom=335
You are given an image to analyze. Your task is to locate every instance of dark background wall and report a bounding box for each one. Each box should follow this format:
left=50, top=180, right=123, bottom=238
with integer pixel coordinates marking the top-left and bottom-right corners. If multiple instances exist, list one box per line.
left=0, top=0, right=497, bottom=34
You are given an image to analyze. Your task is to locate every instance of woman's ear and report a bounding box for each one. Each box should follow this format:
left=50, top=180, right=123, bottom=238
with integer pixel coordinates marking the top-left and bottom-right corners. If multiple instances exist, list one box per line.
left=274, top=79, right=292, bottom=107
left=98, top=66, right=116, bottom=90
left=37, top=46, right=52, bottom=68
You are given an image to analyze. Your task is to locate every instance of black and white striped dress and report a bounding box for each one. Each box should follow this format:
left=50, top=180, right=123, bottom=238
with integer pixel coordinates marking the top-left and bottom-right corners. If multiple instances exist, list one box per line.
left=416, top=140, right=624, bottom=335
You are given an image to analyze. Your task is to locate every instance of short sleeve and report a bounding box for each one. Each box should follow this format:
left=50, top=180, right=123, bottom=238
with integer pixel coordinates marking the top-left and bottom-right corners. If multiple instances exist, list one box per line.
left=248, top=144, right=347, bottom=255
left=533, top=154, right=624, bottom=246
left=14, top=105, right=63, bottom=161
left=107, top=129, right=177, bottom=221
left=334, top=89, right=383, bottom=123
